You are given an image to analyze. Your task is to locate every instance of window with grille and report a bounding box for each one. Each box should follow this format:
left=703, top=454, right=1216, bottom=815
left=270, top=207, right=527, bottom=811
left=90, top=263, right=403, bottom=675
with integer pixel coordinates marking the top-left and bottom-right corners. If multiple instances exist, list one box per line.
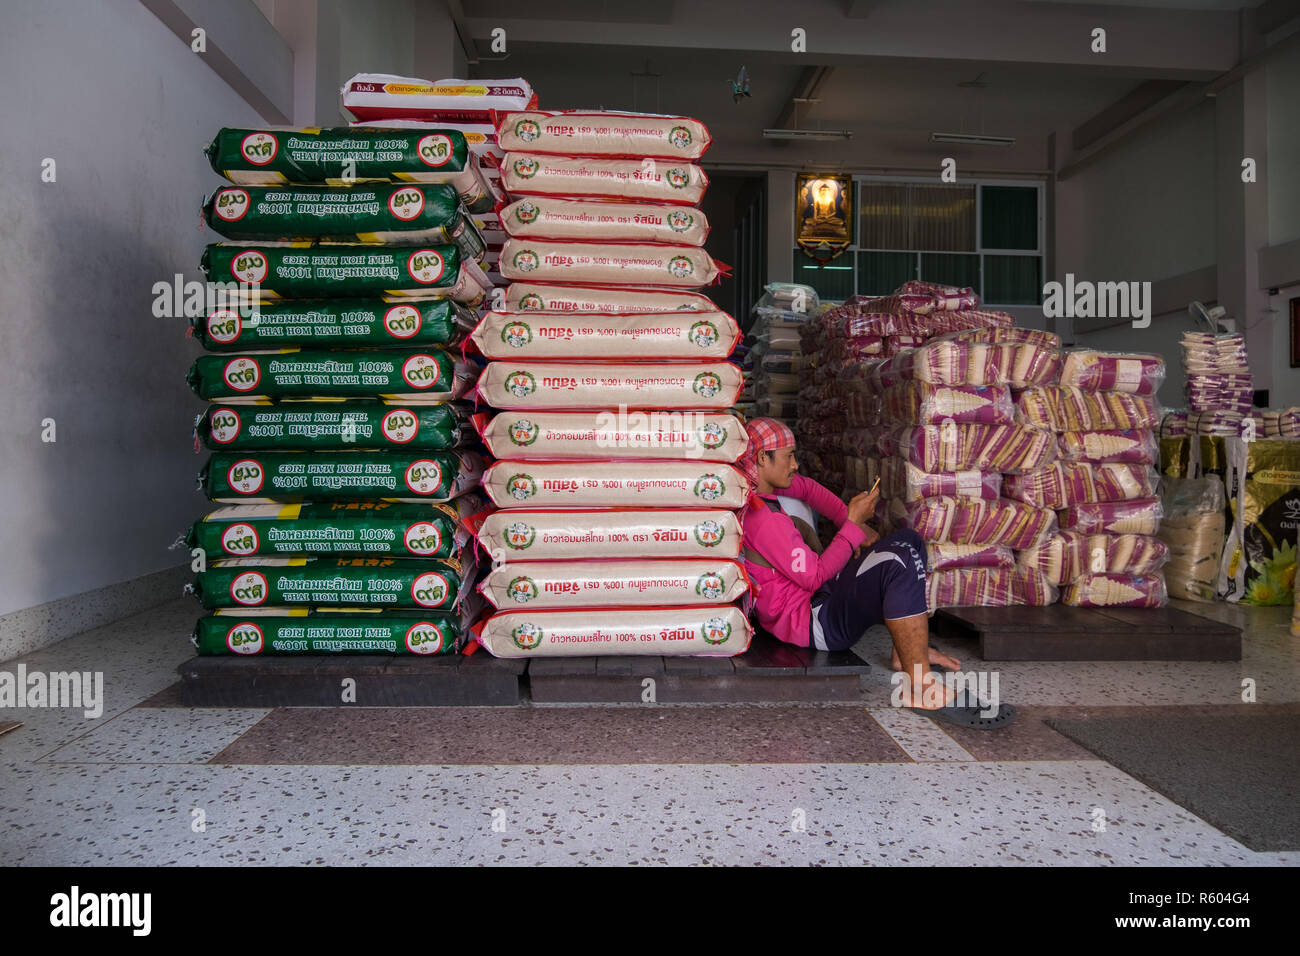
left=793, top=179, right=1044, bottom=306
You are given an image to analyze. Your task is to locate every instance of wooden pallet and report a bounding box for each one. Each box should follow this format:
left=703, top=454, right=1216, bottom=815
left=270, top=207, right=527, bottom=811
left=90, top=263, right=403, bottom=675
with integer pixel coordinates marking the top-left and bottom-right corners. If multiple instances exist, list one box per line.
left=931, top=605, right=1242, bottom=661
left=175, top=633, right=869, bottom=707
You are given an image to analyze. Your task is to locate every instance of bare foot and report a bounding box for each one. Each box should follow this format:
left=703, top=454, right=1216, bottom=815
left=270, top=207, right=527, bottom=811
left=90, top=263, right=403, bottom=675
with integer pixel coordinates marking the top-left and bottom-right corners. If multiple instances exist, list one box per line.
left=892, top=646, right=961, bottom=672
left=895, top=669, right=958, bottom=709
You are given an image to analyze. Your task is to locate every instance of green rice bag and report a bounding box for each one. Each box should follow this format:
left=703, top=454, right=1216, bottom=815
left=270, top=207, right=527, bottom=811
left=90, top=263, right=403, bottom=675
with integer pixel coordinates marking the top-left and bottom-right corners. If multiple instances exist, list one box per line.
left=195, top=402, right=473, bottom=451
left=200, top=450, right=485, bottom=503
left=205, top=127, right=497, bottom=212
left=203, top=184, right=485, bottom=259
left=193, top=610, right=464, bottom=655
left=186, top=348, right=475, bottom=403
left=190, top=555, right=466, bottom=610
left=185, top=501, right=473, bottom=558
left=200, top=243, right=492, bottom=302
left=193, top=296, right=473, bottom=351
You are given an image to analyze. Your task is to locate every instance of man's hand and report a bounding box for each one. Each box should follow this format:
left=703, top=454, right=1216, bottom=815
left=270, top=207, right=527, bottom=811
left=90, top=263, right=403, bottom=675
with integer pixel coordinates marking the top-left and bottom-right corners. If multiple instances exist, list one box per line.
left=846, top=486, right=879, bottom=525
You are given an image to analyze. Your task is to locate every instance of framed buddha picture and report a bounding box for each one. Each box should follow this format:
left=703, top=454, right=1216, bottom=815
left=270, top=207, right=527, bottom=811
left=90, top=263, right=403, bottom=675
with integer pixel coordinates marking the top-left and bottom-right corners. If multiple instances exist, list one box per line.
left=796, top=173, right=853, bottom=264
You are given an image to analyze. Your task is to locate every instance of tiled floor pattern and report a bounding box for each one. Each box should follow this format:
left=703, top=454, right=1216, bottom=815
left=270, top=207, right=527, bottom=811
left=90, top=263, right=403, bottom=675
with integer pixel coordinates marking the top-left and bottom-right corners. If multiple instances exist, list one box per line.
left=1, top=597, right=1297, bottom=865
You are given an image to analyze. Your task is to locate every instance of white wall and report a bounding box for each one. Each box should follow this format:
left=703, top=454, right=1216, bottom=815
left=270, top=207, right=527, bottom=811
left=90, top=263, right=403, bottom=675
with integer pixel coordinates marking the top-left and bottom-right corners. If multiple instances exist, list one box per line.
left=1055, top=101, right=1217, bottom=287
left=1267, top=30, right=1300, bottom=247
left=0, top=0, right=265, bottom=616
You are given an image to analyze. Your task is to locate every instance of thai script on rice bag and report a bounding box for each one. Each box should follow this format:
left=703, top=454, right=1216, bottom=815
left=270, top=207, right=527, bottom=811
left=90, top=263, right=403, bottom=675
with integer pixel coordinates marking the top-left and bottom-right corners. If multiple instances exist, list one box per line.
left=500, top=196, right=709, bottom=245
left=1056, top=429, right=1159, bottom=465
left=195, top=402, right=472, bottom=451
left=342, top=74, right=536, bottom=122
left=201, top=450, right=484, bottom=503
left=1059, top=350, right=1165, bottom=395
left=480, top=558, right=748, bottom=610
left=205, top=127, right=496, bottom=211
left=1017, top=531, right=1170, bottom=585
left=927, top=542, right=1016, bottom=572
left=468, top=508, right=741, bottom=560
left=483, top=460, right=748, bottom=509
left=497, top=110, right=711, bottom=160
left=881, top=458, right=1001, bottom=502
left=187, top=349, right=474, bottom=403
left=471, top=309, right=739, bottom=359
left=499, top=239, right=721, bottom=288
left=904, top=496, right=1057, bottom=548
left=501, top=152, right=708, bottom=205
left=201, top=243, right=492, bottom=303
left=186, top=501, right=470, bottom=559
left=194, top=611, right=465, bottom=655
left=502, top=282, right=717, bottom=313
left=475, top=604, right=752, bottom=659
left=479, top=410, right=747, bottom=462
left=1016, top=386, right=1162, bottom=431
left=191, top=555, right=466, bottom=610
left=1058, top=498, right=1163, bottom=535
left=1063, top=572, right=1168, bottom=608
left=203, top=184, right=485, bottom=256
left=477, top=361, right=742, bottom=409
left=896, top=423, right=1057, bottom=474
left=1002, top=462, right=1159, bottom=509
left=882, top=382, right=1014, bottom=425
left=193, top=297, right=475, bottom=351
left=926, top=566, right=1058, bottom=611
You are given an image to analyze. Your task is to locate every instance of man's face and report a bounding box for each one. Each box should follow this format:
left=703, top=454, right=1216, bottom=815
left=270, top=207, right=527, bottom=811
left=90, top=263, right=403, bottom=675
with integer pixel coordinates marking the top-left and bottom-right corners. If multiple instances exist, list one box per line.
left=760, top=446, right=799, bottom=489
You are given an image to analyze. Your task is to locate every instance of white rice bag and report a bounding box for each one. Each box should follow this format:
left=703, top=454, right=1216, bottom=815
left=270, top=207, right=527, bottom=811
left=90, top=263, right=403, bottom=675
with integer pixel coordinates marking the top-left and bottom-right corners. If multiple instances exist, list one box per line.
left=479, top=558, right=748, bottom=610
left=472, top=309, right=738, bottom=359
left=483, top=460, right=748, bottom=509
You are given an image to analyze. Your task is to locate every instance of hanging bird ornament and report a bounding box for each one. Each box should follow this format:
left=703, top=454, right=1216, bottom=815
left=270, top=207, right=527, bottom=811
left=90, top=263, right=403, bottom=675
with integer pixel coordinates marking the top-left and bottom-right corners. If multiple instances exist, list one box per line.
left=731, top=66, right=751, bottom=104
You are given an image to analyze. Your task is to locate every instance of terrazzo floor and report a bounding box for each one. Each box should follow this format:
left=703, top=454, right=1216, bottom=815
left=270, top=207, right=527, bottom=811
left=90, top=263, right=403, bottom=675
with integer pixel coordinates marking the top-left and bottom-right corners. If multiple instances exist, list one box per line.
left=1, top=598, right=1297, bottom=866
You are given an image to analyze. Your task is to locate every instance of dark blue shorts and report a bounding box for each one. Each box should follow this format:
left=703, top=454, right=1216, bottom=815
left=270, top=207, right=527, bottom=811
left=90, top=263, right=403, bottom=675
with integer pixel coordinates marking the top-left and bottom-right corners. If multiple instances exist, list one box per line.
left=809, top=528, right=929, bottom=652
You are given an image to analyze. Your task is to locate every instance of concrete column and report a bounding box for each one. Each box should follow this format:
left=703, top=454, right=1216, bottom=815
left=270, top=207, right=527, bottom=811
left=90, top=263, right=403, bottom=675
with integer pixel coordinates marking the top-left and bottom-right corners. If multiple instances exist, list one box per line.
left=1215, top=9, right=1271, bottom=395
left=767, top=170, right=795, bottom=284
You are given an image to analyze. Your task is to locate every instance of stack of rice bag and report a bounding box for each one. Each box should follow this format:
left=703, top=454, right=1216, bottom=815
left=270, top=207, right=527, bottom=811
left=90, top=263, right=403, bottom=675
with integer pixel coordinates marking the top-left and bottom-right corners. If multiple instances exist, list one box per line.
left=464, top=109, right=752, bottom=659
left=1182, top=331, right=1253, bottom=437
left=746, top=283, right=818, bottom=427
left=1013, top=350, right=1170, bottom=607
left=797, top=281, right=1013, bottom=496
left=340, top=73, right=535, bottom=284
left=185, top=121, right=495, bottom=657
left=872, top=328, right=1064, bottom=611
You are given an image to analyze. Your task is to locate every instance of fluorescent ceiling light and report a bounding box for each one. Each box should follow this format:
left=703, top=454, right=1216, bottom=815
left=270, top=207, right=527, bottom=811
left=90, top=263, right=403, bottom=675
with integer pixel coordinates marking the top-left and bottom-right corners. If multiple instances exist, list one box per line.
left=763, top=128, right=853, bottom=141
left=930, top=132, right=1016, bottom=147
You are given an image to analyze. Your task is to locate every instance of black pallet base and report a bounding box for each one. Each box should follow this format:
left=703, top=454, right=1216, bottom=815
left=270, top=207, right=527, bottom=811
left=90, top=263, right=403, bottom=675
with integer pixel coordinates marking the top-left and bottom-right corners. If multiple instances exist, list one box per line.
left=175, top=635, right=870, bottom=706
left=931, top=605, right=1242, bottom=661
left=177, top=652, right=526, bottom=706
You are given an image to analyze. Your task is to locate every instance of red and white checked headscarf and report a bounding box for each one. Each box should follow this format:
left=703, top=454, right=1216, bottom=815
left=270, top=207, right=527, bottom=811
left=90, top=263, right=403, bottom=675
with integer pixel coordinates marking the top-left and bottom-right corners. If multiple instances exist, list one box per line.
left=737, top=417, right=796, bottom=498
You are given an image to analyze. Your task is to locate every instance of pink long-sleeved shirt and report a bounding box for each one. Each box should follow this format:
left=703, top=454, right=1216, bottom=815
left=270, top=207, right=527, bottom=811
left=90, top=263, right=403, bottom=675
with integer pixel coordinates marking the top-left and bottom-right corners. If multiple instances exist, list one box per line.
left=741, top=475, right=868, bottom=647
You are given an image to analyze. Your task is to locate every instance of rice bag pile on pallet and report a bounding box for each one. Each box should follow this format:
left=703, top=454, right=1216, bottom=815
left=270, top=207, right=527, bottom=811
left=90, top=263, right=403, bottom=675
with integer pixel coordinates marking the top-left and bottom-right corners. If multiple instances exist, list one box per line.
left=187, top=116, right=497, bottom=657
left=462, top=109, right=751, bottom=660
left=835, top=325, right=1063, bottom=611
left=745, top=283, right=818, bottom=427
left=795, top=281, right=1016, bottom=497
left=1013, top=350, right=1169, bottom=607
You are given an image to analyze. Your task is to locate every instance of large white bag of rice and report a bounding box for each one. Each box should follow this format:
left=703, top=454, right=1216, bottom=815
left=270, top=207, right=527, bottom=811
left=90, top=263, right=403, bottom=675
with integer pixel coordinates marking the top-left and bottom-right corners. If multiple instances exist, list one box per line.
left=467, top=508, right=741, bottom=560
left=500, top=197, right=709, bottom=246
left=479, top=558, right=748, bottom=610
left=471, top=309, right=738, bottom=359
left=501, top=153, right=707, bottom=205
left=478, top=410, right=747, bottom=461
left=483, top=460, right=748, bottom=509
left=475, top=604, right=752, bottom=658
left=503, top=282, right=717, bottom=313
left=477, top=361, right=742, bottom=409
left=342, top=74, right=536, bottom=122
left=497, top=110, right=711, bottom=160
left=499, top=239, right=722, bottom=287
